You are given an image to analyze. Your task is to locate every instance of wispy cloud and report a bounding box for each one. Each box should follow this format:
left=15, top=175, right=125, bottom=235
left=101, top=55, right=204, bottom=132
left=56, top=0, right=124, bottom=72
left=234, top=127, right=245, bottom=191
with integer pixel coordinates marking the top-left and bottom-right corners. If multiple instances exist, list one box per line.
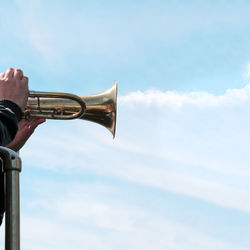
left=18, top=83, right=250, bottom=215
left=246, top=62, right=250, bottom=80
left=2, top=181, right=238, bottom=250
left=0, top=1, right=249, bottom=249
left=120, top=84, right=250, bottom=108
left=1, top=0, right=250, bottom=69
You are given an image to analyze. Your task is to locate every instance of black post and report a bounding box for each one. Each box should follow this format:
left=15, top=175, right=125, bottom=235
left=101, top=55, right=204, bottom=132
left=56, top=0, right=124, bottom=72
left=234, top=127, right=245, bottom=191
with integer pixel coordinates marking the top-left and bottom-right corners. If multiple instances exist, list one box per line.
left=0, top=147, right=21, bottom=250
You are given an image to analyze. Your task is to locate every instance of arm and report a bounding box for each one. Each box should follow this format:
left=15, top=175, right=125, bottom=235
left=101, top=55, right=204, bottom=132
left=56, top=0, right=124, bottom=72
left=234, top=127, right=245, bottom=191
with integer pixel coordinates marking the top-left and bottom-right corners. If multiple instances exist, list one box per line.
left=7, top=118, right=46, bottom=152
left=0, top=67, right=45, bottom=151
left=0, top=67, right=28, bottom=146
left=0, top=67, right=28, bottom=225
left=0, top=100, right=22, bottom=146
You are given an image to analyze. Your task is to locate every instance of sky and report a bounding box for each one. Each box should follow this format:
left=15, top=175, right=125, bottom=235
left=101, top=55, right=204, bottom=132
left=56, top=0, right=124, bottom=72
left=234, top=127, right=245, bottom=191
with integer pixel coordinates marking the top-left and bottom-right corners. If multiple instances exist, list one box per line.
left=0, top=0, right=250, bottom=249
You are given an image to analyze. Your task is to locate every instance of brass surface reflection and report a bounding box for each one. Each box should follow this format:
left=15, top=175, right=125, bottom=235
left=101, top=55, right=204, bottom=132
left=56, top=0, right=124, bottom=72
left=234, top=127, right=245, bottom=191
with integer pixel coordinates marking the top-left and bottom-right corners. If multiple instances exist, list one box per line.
left=24, top=81, right=118, bottom=138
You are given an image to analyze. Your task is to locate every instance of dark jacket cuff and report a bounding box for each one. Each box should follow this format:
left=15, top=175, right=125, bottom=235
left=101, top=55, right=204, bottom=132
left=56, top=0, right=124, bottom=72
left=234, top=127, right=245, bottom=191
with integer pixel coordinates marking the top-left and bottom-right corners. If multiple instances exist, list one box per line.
left=0, top=100, right=22, bottom=122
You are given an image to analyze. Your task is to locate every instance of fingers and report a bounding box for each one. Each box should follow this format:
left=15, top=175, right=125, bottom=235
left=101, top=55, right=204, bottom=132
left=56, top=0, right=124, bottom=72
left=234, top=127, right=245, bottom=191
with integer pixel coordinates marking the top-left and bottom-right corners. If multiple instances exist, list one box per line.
left=28, top=119, right=45, bottom=133
left=34, top=118, right=46, bottom=125
left=19, top=118, right=46, bottom=134
left=0, top=67, right=29, bottom=110
left=5, top=67, right=14, bottom=79
left=21, top=76, right=28, bottom=85
left=20, top=119, right=45, bottom=139
left=7, top=118, right=45, bottom=152
left=2, top=68, right=27, bottom=81
left=13, top=69, right=23, bottom=80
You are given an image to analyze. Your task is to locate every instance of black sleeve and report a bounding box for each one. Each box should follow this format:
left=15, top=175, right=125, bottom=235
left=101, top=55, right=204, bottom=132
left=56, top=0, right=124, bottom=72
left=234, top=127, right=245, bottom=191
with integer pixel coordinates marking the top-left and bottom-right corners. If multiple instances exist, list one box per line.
left=0, top=100, right=22, bottom=226
left=0, top=100, right=22, bottom=146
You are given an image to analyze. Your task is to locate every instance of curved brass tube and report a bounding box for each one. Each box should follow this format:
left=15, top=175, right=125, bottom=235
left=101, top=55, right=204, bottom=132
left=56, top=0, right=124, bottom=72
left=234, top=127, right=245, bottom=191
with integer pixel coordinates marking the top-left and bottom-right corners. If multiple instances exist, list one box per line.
left=23, top=81, right=118, bottom=138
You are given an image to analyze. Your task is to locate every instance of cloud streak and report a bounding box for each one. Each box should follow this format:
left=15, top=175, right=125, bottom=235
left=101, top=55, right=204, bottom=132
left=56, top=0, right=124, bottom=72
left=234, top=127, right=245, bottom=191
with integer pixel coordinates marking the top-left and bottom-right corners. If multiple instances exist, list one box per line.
left=3, top=180, right=240, bottom=250
left=120, top=84, right=250, bottom=108
left=2, top=0, right=250, bottom=70
left=18, top=83, right=250, bottom=215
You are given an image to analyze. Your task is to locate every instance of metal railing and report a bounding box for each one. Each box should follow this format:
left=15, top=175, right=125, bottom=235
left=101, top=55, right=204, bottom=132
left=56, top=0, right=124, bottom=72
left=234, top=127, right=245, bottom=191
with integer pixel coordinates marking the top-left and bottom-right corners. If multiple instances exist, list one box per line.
left=0, top=147, right=21, bottom=250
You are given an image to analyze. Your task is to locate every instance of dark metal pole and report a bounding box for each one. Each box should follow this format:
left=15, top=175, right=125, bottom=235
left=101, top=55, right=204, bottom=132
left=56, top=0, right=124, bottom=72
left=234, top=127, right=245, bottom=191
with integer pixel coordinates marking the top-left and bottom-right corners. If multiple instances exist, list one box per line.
left=0, top=147, right=21, bottom=250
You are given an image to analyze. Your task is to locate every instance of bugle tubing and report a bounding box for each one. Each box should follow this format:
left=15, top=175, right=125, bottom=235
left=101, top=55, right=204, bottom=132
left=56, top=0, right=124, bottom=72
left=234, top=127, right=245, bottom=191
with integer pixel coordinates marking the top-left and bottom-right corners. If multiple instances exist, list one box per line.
left=23, top=81, right=118, bottom=138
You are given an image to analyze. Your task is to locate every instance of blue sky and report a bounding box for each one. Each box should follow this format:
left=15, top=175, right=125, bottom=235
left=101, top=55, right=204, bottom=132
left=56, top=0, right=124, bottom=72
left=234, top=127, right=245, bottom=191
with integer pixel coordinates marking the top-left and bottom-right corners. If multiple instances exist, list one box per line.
left=0, top=0, right=250, bottom=249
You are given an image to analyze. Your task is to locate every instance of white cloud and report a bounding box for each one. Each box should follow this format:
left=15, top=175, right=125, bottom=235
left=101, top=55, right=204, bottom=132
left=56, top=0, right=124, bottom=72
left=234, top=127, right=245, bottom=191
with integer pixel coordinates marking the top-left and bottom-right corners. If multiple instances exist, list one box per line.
left=0, top=2, right=249, bottom=249
left=246, top=62, right=250, bottom=80
left=1, top=0, right=250, bottom=68
left=0, top=181, right=239, bottom=250
left=17, top=84, right=250, bottom=215
left=120, top=84, right=250, bottom=108
left=15, top=208, right=232, bottom=250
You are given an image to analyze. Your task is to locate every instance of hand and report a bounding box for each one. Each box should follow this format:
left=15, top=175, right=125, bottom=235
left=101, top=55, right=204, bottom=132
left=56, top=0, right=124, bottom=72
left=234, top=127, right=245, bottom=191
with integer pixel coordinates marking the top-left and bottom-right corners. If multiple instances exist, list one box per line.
left=7, top=118, right=46, bottom=152
left=0, top=68, right=29, bottom=111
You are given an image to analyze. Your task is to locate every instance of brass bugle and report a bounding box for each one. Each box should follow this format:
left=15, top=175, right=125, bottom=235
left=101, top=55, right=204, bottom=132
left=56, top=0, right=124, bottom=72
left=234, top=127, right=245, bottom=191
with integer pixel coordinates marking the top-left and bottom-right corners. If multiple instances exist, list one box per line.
left=23, top=81, right=118, bottom=138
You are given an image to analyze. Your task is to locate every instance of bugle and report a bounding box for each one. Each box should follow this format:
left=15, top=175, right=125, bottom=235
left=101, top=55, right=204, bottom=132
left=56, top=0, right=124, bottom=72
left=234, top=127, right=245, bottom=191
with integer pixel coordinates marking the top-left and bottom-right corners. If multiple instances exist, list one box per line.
left=23, top=81, right=118, bottom=138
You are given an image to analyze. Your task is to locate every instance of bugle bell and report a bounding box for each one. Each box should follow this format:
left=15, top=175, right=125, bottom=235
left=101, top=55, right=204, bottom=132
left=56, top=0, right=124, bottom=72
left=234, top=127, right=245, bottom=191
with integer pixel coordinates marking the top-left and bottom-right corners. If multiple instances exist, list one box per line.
left=23, top=81, right=118, bottom=138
